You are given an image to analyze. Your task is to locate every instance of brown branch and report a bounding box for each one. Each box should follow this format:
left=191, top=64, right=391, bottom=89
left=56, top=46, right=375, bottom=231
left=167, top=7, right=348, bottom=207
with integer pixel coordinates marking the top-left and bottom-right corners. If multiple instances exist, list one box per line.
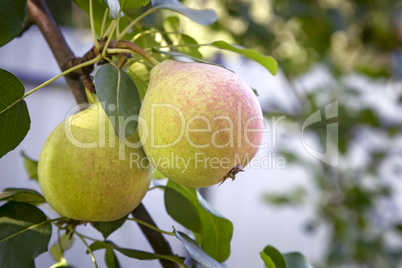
left=26, top=0, right=87, bottom=104
left=117, top=40, right=155, bottom=64
left=60, top=39, right=154, bottom=93
left=132, top=203, right=179, bottom=268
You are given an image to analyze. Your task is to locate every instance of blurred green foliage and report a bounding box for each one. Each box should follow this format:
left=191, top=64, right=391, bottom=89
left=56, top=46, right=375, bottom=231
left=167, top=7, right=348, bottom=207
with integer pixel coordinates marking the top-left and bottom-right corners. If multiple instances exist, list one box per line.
left=184, top=0, right=402, bottom=267
left=196, top=0, right=402, bottom=77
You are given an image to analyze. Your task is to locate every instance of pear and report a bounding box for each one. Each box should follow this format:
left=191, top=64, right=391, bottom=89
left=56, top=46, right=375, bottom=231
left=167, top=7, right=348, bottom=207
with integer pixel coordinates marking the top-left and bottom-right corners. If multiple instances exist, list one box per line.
left=38, top=103, right=151, bottom=222
left=138, top=60, right=264, bottom=188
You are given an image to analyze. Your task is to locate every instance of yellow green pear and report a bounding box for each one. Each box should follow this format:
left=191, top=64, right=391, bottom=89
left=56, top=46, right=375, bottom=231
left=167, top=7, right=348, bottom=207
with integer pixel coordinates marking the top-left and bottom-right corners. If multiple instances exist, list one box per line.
left=38, top=103, right=151, bottom=222
left=138, top=60, right=264, bottom=188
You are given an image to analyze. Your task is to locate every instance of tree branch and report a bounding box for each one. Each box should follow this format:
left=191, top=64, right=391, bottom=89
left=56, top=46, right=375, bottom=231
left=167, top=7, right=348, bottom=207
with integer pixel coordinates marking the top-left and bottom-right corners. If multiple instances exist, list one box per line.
left=26, top=0, right=87, bottom=104
left=132, top=203, right=179, bottom=268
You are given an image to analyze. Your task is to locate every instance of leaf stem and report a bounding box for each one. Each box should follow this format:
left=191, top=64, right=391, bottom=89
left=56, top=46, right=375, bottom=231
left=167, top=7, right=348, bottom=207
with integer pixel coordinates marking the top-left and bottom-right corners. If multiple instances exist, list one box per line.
left=0, top=217, right=67, bottom=244
left=102, top=21, right=117, bottom=58
left=115, top=3, right=125, bottom=41
left=72, top=231, right=99, bottom=242
left=120, top=7, right=157, bottom=38
left=57, top=228, right=64, bottom=254
left=0, top=55, right=102, bottom=115
left=89, top=0, right=100, bottom=50
left=117, top=40, right=159, bottom=66
left=100, top=8, right=110, bottom=38
left=127, top=218, right=175, bottom=236
left=146, top=43, right=211, bottom=51
left=131, top=30, right=188, bottom=43
left=70, top=228, right=98, bottom=268
left=102, top=20, right=116, bottom=39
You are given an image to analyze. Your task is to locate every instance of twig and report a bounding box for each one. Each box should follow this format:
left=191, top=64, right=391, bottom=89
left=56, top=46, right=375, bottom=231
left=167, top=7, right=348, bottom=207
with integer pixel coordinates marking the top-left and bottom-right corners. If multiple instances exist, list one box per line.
left=127, top=218, right=175, bottom=236
left=132, top=203, right=179, bottom=268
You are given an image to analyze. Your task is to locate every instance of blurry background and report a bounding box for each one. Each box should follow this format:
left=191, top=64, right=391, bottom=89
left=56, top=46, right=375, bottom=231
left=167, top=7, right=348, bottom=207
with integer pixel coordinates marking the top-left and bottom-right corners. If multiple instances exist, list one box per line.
left=1, top=0, right=402, bottom=267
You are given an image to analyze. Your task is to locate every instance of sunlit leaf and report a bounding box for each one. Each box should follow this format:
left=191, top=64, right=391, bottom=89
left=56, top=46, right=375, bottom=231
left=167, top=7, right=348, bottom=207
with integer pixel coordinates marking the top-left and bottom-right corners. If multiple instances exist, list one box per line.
left=175, top=230, right=224, bottom=268
left=49, top=261, right=74, bottom=268
left=260, top=246, right=286, bottom=268
left=21, top=151, right=38, bottom=181
left=95, top=64, right=142, bottom=139
left=50, top=233, right=75, bottom=262
left=163, top=16, right=180, bottom=33
left=211, top=41, right=278, bottom=75
left=0, top=0, right=27, bottom=47
left=260, top=252, right=276, bottom=268
left=0, top=69, right=30, bottom=159
left=151, top=0, right=217, bottom=25
left=0, top=188, right=45, bottom=205
left=123, top=0, right=149, bottom=10
left=0, top=202, right=52, bottom=267
left=152, top=169, right=166, bottom=179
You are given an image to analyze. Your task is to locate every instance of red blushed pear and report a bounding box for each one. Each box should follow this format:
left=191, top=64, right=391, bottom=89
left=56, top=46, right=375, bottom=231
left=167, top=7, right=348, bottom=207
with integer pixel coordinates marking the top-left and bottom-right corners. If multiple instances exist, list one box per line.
left=138, top=60, right=264, bottom=188
left=38, top=104, right=152, bottom=222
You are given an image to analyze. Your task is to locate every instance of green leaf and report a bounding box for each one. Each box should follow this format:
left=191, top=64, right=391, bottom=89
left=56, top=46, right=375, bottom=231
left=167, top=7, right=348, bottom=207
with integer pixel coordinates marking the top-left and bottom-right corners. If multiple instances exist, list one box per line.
left=152, top=169, right=166, bottom=179
left=165, top=184, right=202, bottom=232
left=153, top=49, right=222, bottom=68
left=162, top=16, right=203, bottom=58
left=49, top=261, right=74, bottom=268
left=123, top=0, right=149, bottom=10
left=151, top=0, right=217, bottom=25
left=95, top=64, right=142, bottom=139
left=126, top=62, right=150, bottom=100
left=165, top=180, right=233, bottom=262
left=91, top=215, right=128, bottom=239
left=20, top=151, right=38, bottom=181
left=0, top=188, right=45, bottom=205
left=283, top=252, right=314, bottom=268
left=163, top=16, right=180, bottom=32
left=0, top=201, right=52, bottom=267
left=0, top=0, right=27, bottom=47
left=0, top=69, right=30, bottom=159
left=50, top=233, right=75, bottom=262
left=89, top=240, right=185, bottom=264
left=211, top=41, right=278, bottom=75
left=176, top=35, right=203, bottom=58
left=105, top=247, right=121, bottom=268
left=261, top=246, right=286, bottom=268
left=175, top=230, right=224, bottom=268
left=260, top=252, right=277, bottom=268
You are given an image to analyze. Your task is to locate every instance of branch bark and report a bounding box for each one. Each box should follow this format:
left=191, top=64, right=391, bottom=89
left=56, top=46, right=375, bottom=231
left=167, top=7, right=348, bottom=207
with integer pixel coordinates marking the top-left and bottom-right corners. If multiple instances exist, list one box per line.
left=26, top=0, right=87, bottom=104
left=132, top=203, right=179, bottom=268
